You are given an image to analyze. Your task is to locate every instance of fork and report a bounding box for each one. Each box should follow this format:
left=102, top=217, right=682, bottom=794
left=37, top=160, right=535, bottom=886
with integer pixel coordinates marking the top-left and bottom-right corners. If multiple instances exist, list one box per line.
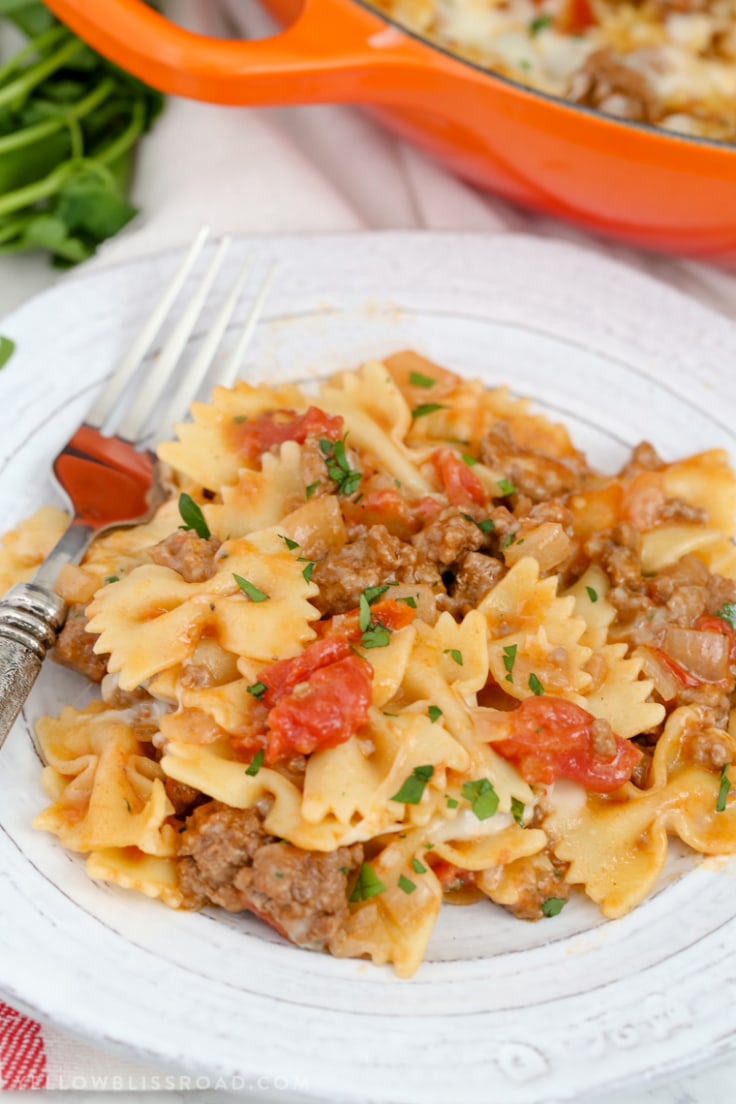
left=0, top=228, right=275, bottom=749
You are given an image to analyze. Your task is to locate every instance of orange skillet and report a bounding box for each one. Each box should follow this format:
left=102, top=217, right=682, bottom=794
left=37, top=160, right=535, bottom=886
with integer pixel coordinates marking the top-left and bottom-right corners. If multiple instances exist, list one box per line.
left=44, top=0, right=736, bottom=259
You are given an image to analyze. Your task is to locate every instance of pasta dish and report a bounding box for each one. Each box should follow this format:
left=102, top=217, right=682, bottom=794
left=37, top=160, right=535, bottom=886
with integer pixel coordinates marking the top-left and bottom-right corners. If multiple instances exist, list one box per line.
left=370, top=0, right=736, bottom=142
left=3, top=350, right=736, bottom=977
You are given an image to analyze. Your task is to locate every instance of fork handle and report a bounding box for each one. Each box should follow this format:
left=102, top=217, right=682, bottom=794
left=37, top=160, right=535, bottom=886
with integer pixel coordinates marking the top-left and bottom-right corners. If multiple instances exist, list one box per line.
left=0, top=583, right=66, bottom=751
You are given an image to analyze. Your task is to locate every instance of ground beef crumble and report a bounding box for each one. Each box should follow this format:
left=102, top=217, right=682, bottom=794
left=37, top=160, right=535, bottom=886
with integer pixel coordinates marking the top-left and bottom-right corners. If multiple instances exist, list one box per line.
left=177, top=801, right=363, bottom=951
left=148, top=529, right=221, bottom=583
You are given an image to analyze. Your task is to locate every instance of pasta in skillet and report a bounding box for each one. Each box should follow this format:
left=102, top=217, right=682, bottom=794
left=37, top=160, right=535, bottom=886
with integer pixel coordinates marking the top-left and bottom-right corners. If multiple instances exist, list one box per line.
left=8, top=350, right=736, bottom=977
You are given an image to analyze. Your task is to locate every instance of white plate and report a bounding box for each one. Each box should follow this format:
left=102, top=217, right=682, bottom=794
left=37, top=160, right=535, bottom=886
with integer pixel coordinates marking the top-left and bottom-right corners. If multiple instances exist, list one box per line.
left=2, top=232, right=736, bottom=1104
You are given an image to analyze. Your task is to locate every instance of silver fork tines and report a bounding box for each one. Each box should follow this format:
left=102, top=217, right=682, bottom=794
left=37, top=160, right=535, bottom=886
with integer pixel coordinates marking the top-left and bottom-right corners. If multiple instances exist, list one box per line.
left=0, top=229, right=275, bottom=749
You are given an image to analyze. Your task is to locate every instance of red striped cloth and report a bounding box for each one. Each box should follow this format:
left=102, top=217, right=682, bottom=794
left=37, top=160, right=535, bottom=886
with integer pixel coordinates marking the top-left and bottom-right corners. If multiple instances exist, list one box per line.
left=0, top=1005, right=46, bottom=1091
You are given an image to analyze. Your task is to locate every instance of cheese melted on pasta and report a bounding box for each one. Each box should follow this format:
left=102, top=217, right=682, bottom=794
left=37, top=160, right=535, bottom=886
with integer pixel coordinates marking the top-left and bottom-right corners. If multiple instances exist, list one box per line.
left=5, top=350, right=736, bottom=976
left=371, top=0, right=736, bottom=141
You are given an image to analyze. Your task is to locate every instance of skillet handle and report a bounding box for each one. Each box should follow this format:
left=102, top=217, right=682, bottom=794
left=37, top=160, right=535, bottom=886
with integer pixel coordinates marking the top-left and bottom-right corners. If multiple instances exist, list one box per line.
left=42, top=0, right=420, bottom=106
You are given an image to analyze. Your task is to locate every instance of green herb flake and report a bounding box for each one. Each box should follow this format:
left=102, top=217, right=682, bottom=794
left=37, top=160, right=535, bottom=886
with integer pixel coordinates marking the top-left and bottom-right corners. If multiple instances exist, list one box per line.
left=364, top=583, right=393, bottom=604
left=497, top=478, right=517, bottom=497
left=246, top=680, right=267, bottom=699
left=502, top=533, right=517, bottom=549
left=245, top=749, right=265, bottom=776
left=446, top=796, right=459, bottom=809
left=411, top=402, right=449, bottom=419
left=178, top=492, right=211, bottom=540
left=104, top=575, right=119, bottom=585
left=428, top=705, right=443, bottom=724
left=462, top=778, right=500, bottom=821
left=359, top=593, right=372, bottom=632
left=528, top=673, right=545, bottom=696
left=390, top=764, right=434, bottom=805
left=409, top=370, right=436, bottom=390
left=412, top=857, right=427, bottom=874
left=350, top=863, right=387, bottom=902
left=398, top=595, right=418, bottom=608
left=124, top=799, right=132, bottom=813
left=716, top=602, right=736, bottom=631
left=503, top=643, right=517, bottom=683
left=360, top=623, right=392, bottom=649
left=585, top=586, right=599, bottom=603
left=319, top=435, right=362, bottom=496
left=529, top=12, right=553, bottom=34
left=511, top=797, right=525, bottom=826
left=339, top=866, right=350, bottom=874
left=541, top=896, right=567, bottom=917
left=0, top=336, right=15, bottom=370
left=302, top=561, right=316, bottom=583
left=233, top=574, right=269, bottom=602
left=279, top=534, right=299, bottom=550
left=717, top=766, right=731, bottom=813
left=462, top=453, right=478, bottom=467
left=444, top=648, right=463, bottom=666
left=398, top=874, right=417, bottom=894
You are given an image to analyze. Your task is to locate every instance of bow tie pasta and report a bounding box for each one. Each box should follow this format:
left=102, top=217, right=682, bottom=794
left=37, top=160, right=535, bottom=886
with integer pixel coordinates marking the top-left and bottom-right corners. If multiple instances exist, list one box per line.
left=6, top=351, right=736, bottom=977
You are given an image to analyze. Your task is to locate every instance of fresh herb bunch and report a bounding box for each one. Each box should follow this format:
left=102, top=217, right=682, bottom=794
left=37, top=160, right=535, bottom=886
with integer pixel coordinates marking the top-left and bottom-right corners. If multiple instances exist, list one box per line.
left=0, top=0, right=163, bottom=264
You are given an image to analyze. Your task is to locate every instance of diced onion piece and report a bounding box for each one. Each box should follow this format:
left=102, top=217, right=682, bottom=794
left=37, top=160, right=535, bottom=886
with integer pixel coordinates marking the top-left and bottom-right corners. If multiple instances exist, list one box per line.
left=504, top=522, right=571, bottom=573
left=633, top=645, right=680, bottom=702
left=662, top=626, right=730, bottom=684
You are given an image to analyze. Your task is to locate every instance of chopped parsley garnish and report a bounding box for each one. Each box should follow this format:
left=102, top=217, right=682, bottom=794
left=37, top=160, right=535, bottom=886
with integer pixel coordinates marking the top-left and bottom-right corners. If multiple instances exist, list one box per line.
left=233, top=575, right=269, bottom=602
left=511, top=797, right=525, bottom=826
left=461, top=512, right=495, bottom=534
left=497, top=479, right=516, bottom=496
left=398, top=874, right=417, bottom=894
left=390, top=764, right=434, bottom=804
left=528, top=673, right=545, bottom=696
left=305, top=481, right=319, bottom=500
left=0, top=336, right=15, bottom=370
left=124, top=799, right=132, bottom=813
left=503, top=643, right=517, bottom=683
left=585, top=586, right=598, bottom=603
left=319, top=436, right=362, bottom=496
left=104, top=575, right=119, bottom=585
left=717, top=766, right=731, bottom=813
left=245, top=749, right=264, bottom=776
left=411, top=402, right=449, bottom=419
left=363, top=583, right=394, bottom=604
left=411, top=857, right=427, bottom=874
left=462, top=453, right=478, bottom=467
left=246, top=680, right=267, bottom=699
left=350, top=863, right=386, bottom=902
left=541, top=896, right=567, bottom=917
left=716, top=603, right=736, bottom=631
left=529, top=12, right=553, bottom=34
left=444, top=648, right=463, bottom=666
left=178, top=492, right=211, bottom=540
left=359, top=593, right=372, bottom=632
left=409, top=369, right=436, bottom=389
left=361, top=622, right=392, bottom=649
left=502, top=532, right=517, bottom=549
left=446, top=796, right=459, bottom=809
left=397, top=595, right=418, bottom=608
left=302, top=561, right=315, bottom=583
left=428, top=705, right=443, bottom=724
left=279, top=534, right=299, bottom=550
left=462, top=778, right=499, bottom=821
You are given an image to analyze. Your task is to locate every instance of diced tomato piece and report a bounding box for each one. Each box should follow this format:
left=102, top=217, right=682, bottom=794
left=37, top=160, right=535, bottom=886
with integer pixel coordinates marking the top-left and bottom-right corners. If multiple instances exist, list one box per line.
left=650, top=646, right=703, bottom=688
left=413, top=496, right=444, bottom=525
left=257, top=637, right=353, bottom=707
left=489, top=696, right=641, bottom=793
left=431, top=448, right=486, bottom=507
left=232, top=406, right=343, bottom=466
left=318, top=597, right=418, bottom=640
left=342, top=487, right=417, bottom=539
left=431, top=860, right=476, bottom=891
left=559, top=0, right=596, bottom=33
left=264, top=654, right=373, bottom=764
left=694, top=615, right=736, bottom=665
